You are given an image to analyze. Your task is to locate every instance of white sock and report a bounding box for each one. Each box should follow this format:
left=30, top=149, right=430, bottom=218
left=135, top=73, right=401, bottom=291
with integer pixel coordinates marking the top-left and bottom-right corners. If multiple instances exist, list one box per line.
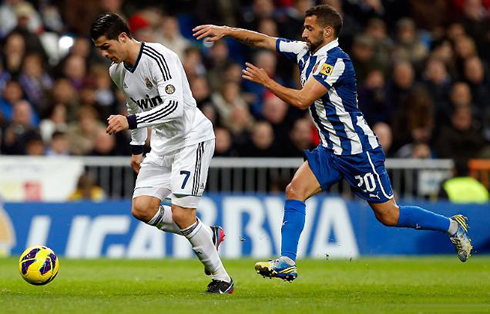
left=181, top=219, right=231, bottom=283
left=447, top=219, right=459, bottom=236
left=148, top=205, right=182, bottom=235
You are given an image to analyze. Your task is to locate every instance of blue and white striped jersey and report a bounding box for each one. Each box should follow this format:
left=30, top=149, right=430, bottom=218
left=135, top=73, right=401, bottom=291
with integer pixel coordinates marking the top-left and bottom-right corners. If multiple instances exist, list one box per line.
left=276, top=38, right=379, bottom=155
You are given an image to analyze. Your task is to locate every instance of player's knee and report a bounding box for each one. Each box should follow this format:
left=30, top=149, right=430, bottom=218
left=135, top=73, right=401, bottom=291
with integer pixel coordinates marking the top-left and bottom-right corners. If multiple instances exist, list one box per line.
left=131, top=199, right=155, bottom=222
left=375, top=210, right=398, bottom=226
left=285, top=182, right=304, bottom=200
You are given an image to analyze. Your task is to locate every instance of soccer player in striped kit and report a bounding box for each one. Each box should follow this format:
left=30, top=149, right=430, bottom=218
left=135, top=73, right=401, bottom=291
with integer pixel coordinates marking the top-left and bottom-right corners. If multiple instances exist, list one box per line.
left=91, top=13, right=233, bottom=294
left=194, top=4, right=472, bottom=282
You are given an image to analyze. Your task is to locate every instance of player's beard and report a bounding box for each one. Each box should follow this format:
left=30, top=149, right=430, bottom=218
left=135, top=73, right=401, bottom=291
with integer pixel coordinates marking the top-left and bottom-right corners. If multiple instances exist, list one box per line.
left=306, top=37, right=325, bottom=53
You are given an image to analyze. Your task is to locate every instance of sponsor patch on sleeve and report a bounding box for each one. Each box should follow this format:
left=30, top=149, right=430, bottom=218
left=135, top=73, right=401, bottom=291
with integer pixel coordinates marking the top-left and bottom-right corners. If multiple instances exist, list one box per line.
left=319, top=63, right=333, bottom=76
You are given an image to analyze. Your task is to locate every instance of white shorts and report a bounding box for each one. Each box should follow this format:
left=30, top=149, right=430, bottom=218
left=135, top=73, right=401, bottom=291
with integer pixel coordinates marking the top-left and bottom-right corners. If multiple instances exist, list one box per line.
left=133, top=139, right=215, bottom=208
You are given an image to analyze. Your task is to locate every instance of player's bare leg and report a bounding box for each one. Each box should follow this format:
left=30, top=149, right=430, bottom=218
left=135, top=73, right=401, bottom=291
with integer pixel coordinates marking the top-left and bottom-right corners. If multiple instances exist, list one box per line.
left=132, top=196, right=182, bottom=234
left=369, top=199, right=472, bottom=261
left=255, top=161, right=321, bottom=281
left=172, top=203, right=234, bottom=294
left=132, top=195, right=227, bottom=272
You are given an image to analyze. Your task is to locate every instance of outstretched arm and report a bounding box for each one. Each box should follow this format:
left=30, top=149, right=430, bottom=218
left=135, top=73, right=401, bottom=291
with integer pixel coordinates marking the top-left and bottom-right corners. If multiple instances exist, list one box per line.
left=242, top=62, right=328, bottom=110
left=193, top=25, right=277, bottom=51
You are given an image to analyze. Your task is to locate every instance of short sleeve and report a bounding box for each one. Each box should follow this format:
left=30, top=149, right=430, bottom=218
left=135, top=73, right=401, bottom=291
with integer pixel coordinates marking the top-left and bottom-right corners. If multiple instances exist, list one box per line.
left=312, top=57, right=345, bottom=89
left=275, top=38, right=308, bottom=64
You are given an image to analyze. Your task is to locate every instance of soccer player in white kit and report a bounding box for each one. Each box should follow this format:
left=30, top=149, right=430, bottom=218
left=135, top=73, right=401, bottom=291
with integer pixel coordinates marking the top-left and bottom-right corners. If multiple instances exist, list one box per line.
left=90, top=13, right=234, bottom=294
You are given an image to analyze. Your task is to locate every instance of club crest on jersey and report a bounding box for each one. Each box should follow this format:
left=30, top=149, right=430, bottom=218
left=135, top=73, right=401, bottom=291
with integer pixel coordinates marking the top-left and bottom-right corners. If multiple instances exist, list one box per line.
left=144, top=77, right=153, bottom=89
left=165, top=84, right=175, bottom=94
left=320, top=63, right=333, bottom=76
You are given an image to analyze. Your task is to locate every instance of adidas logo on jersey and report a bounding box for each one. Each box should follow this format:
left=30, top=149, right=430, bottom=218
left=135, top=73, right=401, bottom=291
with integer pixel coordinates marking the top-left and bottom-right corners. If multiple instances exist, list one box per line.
left=123, top=82, right=128, bottom=89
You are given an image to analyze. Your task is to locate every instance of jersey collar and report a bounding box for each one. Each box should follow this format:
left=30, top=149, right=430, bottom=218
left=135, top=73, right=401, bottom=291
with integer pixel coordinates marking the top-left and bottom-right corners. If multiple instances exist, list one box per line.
left=312, top=38, right=339, bottom=56
left=124, top=42, right=145, bottom=73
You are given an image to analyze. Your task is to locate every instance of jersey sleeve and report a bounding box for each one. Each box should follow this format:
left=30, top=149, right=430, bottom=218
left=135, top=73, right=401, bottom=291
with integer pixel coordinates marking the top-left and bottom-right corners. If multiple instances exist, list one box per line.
left=126, top=99, right=148, bottom=154
left=126, top=48, right=184, bottom=129
left=275, top=38, right=308, bottom=64
left=312, top=56, right=345, bottom=89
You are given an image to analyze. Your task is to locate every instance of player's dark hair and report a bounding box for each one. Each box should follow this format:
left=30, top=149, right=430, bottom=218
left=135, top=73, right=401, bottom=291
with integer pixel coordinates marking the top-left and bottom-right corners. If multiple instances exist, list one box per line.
left=90, top=13, right=131, bottom=41
left=305, top=4, right=343, bottom=37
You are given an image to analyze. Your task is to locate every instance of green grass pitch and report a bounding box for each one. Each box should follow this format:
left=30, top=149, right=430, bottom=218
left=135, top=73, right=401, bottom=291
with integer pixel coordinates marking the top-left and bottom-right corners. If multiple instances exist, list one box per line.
left=1, top=257, right=489, bottom=313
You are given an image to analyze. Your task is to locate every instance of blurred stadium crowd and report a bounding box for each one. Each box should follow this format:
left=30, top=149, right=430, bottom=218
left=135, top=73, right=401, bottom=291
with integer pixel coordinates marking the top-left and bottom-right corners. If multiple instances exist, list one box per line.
left=0, top=0, right=489, bottom=170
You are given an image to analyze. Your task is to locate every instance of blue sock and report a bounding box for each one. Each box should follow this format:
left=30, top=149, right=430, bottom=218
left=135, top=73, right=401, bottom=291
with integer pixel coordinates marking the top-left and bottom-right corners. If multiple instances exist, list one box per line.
left=397, top=205, right=450, bottom=232
left=280, top=199, right=306, bottom=262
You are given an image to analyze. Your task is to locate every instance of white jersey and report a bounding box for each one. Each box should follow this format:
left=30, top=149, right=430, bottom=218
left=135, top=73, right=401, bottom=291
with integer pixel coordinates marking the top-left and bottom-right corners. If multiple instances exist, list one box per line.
left=109, top=42, right=214, bottom=156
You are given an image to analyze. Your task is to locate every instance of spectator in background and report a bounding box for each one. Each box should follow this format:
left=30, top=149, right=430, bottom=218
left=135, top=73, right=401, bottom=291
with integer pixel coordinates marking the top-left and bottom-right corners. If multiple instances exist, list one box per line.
left=392, top=18, right=428, bottom=69
left=91, top=129, right=117, bottom=156
left=453, top=35, right=478, bottom=78
left=283, top=118, right=314, bottom=157
left=46, top=130, right=69, bottom=156
left=68, top=173, right=106, bottom=202
left=1, top=100, right=37, bottom=154
left=239, top=121, right=278, bottom=157
left=435, top=106, right=487, bottom=166
left=463, top=56, right=490, bottom=113
left=24, top=131, right=44, bottom=156
left=350, top=35, right=378, bottom=85
left=182, top=47, right=206, bottom=82
left=67, top=106, right=105, bottom=155
left=431, top=39, right=457, bottom=78
left=63, top=55, right=87, bottom=90
left=393, top=86, right=434, bottom=154
left=448, top=82, right=475, bottom=127
left=211, top=81, right=252, bottom=135
left=240, top=0, right=276, bottom=31
left=358, top=69, right=391, bottom=125
left=423, top=58, right=451, bottom=122
left=364, top=18, right=393, bottom=73
left=275, top=0, right=313, bottom=40
left=0, top=0, right=42, bottom=38
left=214, top=127, right=238, bottom=157
left=243, top=50, right=279, bottom=118
left=89, top=64, right=117, bottom=118
left=190, top=76, right=213, bottom=109
left=8, top=3, right=47, bottom=62
left=39, top=103, right=67, bottom=143
left=257, top=17, right=279, bottom=37
left=460, top=0, right=490, bottom=62
left=262, top=93, right=290, bottom=143
left=387, top=61, right=416, bottom=119
left=19, top=53, right=53, bottom=114
left=0, top=80, right=24, bottom=122
left=155, top=16, right=191, bottom=60
left=49, top=79, right=79, bottom=122
left=205, top=40, right=231, bottom=91
left=2, top=32, right=25, bottom=76
left=372, top=122, right=393, bottom=157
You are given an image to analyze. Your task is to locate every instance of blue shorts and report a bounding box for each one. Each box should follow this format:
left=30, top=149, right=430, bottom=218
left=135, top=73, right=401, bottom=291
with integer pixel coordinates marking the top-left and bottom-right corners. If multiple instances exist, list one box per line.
left=304, top=145, right=394, bottom=203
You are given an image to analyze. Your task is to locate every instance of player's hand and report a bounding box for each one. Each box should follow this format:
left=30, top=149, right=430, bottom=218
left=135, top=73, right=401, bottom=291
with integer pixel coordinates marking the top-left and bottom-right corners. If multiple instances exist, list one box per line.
left=130, top=154, right=143, bottom=173
left=242, top=62, right=271, bottom=87
left=106, top=115, right=129, bottom=135
left=192, top=24, right=228, bottom=42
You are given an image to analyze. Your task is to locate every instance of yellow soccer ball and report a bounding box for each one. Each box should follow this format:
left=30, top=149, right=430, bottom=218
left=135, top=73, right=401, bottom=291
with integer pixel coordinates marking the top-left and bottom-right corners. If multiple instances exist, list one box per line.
left=18, top=246, right=59, bottom=285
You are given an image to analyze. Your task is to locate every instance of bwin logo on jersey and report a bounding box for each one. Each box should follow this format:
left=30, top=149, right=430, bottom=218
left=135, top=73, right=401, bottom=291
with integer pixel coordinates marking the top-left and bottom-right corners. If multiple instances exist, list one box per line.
left=131, top=95, right=163, bottom=110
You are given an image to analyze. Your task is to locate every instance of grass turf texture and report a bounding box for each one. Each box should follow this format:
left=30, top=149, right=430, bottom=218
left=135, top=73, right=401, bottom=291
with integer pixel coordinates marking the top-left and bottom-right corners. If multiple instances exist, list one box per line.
left=1, top=257, right=489, bottom=313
